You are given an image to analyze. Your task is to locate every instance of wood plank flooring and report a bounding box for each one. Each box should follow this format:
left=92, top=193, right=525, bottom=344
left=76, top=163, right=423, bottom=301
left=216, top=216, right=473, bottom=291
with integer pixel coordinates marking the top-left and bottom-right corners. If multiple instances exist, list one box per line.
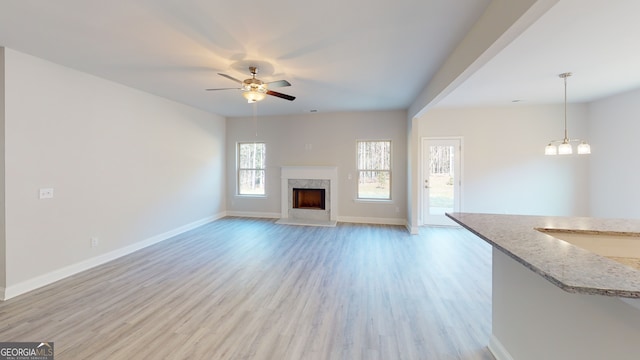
left=0, top=217, right=493, bottom=359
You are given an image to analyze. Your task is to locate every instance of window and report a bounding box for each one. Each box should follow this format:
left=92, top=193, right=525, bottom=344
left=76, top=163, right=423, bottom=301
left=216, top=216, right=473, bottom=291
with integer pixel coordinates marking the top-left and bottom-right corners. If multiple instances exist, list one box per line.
left=357, top=140, right=391, bottom=199
left=238, top=142, right=266, bottom=195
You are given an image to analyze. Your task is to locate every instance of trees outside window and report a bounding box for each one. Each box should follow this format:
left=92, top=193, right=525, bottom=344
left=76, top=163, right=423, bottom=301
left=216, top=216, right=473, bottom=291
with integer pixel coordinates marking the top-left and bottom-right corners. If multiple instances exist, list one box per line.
left=357, top=140, right=391, bottom=199
left=238, top=142, right=266, bottom=195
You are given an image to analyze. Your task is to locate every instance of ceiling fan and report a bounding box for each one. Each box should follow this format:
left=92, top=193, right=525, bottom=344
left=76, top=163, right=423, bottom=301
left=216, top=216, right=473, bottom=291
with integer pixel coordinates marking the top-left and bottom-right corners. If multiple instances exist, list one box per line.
left=206, top=66, right=296, bottom=103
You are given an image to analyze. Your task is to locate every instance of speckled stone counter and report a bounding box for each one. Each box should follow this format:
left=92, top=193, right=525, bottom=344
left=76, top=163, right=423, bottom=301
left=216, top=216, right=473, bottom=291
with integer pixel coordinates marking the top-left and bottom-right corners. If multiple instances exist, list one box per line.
left=446, top=212, right=640, bottom=298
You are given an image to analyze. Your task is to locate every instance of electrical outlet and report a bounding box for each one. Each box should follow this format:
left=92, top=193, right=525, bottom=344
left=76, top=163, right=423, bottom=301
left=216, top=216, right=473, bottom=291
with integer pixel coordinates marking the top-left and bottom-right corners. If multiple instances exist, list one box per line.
left=91, top=237, right=99, bottom=248
left=39, top=188, right=54, bottom=199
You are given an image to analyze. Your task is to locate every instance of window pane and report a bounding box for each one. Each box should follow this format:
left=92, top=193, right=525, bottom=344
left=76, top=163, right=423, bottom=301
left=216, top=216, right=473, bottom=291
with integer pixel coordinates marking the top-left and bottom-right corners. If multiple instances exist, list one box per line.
left=239, top=143, right=265, bottom=169
left=428, top=145, right=455, bottom=214
left=358, top=170, right=390, bottom=199
left=239, top=170, right=265, bottom=195
left=357, top=141, right=390, bottom=170
left=238, top=142, right=266, bottom=195
left=357, top=140, right=391, bottom=199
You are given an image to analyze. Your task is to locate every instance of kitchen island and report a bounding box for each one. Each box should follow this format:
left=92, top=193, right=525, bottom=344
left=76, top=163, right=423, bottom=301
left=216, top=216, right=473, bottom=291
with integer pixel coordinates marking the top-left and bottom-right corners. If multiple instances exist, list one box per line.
left=447, top=213, right=640, bottom=360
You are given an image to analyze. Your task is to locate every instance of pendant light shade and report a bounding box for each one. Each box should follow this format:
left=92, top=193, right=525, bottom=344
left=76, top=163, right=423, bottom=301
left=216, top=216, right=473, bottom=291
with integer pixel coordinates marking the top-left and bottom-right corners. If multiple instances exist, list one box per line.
left=544, top=72, right=591, bottom=155
left=577, top=141, right=591, bottom=154
left=558, top=141, right=573, bottom=155
left=544, top=144, right=557, bottom=155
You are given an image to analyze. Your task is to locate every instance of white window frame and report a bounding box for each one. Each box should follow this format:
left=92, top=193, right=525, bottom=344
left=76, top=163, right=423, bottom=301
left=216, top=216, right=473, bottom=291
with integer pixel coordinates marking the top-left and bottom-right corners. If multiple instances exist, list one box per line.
left=237, top=142, right=266, bottom=196
left=356, top=140, right=392, bottom=200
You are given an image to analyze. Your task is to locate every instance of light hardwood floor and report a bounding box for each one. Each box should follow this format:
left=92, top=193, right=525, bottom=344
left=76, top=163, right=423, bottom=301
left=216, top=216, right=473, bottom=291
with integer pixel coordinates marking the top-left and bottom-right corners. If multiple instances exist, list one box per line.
left=0, top=217, right=493, bottom=359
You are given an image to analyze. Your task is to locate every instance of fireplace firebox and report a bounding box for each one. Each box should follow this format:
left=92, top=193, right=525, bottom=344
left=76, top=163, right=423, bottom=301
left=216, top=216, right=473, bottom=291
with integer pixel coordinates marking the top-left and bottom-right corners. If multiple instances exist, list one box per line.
left=292, top=188, right=326, bottom=210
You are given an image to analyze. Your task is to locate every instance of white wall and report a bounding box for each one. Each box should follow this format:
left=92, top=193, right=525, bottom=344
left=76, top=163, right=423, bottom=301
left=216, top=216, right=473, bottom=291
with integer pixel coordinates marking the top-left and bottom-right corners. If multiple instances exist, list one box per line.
left=588, top=88, right=640, bottom=219
left=3, top=48, right=226, bottom=296
left=226, top=110, right=407, bottom=224
left=0, top=47, right=5, bottom=289
left=406, top=116, right=420, bottom=233
left=419, top=105, right=589, bottom=217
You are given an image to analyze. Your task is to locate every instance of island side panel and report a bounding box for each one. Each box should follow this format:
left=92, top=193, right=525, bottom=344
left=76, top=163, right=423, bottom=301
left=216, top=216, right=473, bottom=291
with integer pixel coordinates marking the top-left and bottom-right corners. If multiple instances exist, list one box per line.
left=492, top=248, right=640, bottom=360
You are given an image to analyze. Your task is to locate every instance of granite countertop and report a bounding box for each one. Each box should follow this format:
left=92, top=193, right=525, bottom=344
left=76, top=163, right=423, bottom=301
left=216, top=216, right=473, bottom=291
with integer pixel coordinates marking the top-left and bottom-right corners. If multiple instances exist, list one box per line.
left=446, top=212, right=640, bottom=298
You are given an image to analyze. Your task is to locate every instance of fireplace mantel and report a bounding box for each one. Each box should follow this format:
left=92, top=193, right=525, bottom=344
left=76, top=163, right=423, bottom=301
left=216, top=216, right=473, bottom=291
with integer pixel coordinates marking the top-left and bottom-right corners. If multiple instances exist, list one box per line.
left=278, top=166, right=338, bottom=226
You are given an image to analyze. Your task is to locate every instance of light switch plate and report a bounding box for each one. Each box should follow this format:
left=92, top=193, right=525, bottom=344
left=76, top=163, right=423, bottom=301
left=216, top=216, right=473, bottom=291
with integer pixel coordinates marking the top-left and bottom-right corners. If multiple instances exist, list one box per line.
left=39, top=188, right=54, bottom=199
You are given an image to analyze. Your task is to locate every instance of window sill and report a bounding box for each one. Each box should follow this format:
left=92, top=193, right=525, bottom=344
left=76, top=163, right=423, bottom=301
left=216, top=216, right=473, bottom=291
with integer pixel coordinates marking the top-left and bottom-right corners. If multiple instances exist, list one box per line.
left=235, top=194, right=268, bottom=199
left=353, top=198, right=393, bottom=204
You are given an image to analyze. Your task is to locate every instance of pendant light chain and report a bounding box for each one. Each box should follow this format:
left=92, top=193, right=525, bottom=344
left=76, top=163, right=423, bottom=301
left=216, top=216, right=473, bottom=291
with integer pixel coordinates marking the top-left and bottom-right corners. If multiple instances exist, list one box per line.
left=253, top=101, right=259, bottom=137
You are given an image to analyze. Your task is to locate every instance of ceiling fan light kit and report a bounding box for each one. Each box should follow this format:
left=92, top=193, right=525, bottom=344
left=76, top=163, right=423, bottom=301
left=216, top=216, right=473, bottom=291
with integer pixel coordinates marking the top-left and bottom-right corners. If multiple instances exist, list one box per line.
left=544, top=72, right=591, bottom=156
left=207, top=66, right=295, bottom=103
left=243, top=91, right=266, bottom=103
left=241, top=67, right=268, bottom=103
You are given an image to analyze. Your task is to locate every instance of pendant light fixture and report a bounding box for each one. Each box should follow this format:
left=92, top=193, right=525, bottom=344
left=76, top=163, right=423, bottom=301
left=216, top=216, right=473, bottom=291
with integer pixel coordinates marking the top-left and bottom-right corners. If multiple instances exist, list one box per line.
left=544, top=72, right=591, bottom=155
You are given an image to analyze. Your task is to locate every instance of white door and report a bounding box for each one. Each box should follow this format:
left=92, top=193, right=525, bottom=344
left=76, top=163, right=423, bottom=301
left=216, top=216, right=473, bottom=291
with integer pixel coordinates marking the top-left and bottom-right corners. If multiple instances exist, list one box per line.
left=422, top=138, right=461, bottom=226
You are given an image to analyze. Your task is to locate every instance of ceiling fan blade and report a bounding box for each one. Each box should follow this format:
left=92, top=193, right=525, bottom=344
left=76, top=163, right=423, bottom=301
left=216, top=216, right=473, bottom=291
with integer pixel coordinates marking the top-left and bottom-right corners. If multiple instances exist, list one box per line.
left=267, top=90, right=296, bottom=101
left=266, top=80, right=291, bottom=88
left=205, top=87, right=240, bottom=91
left=218, top=73, right=243, bottom=84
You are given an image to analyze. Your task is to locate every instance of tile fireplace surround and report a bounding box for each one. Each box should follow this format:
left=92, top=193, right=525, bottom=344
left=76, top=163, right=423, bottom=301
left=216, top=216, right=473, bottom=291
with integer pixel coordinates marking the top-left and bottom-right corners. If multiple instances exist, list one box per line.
left=276, top=166, right=338, bottom=227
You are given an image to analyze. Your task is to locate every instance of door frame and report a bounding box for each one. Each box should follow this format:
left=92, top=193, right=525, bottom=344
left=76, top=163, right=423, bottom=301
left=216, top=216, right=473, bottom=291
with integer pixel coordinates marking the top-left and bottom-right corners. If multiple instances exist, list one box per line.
left=420, top=136, right=463, bottom=226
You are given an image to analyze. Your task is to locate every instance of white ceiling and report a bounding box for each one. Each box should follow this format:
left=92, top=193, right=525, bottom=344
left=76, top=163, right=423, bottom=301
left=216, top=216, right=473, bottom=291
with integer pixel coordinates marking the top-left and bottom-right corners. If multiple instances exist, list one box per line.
left=0, top=0, right=491, bottom=117
left=1, top=1, right=639, bottom=118
left=438, top=0, right=640, bottom=108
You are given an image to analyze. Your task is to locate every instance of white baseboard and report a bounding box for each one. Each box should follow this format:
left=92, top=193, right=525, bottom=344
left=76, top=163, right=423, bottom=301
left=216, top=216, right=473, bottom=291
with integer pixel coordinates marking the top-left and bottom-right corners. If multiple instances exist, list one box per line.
left=225, top=212, right=408, bottom=228
left=1, top=213, right=224, bottom=301
left=337, top=216, right=406, bottom=226
left=225, top=211, right=280, bottom=219
left=488, top=334, right=514, bottom=360
left=403, top=219, right=420, bottom=235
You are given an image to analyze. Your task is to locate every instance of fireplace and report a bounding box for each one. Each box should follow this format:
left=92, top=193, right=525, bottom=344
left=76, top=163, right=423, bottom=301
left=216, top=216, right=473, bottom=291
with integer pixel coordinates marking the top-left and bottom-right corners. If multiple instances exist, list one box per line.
left=277, top=166, right=338, bottom=226
left=292, top=188, right=326, bottom=210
